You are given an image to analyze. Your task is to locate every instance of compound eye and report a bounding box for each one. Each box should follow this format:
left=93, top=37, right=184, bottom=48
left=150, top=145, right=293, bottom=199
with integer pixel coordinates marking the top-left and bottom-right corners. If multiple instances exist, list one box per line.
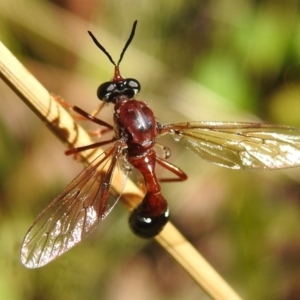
left=97, top=82, right=117, bottom=101
left=123, top=78, right=141, bottom=96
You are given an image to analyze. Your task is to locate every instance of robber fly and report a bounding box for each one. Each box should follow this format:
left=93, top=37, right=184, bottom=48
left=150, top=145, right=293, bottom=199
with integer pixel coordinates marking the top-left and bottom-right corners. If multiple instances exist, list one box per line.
left=20, top=21, right=300, bottom=268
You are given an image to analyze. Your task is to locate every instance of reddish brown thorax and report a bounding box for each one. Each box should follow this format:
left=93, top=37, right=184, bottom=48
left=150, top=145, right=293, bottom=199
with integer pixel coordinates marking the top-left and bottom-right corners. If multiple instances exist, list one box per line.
left=114, top=99, right=157, bottom=155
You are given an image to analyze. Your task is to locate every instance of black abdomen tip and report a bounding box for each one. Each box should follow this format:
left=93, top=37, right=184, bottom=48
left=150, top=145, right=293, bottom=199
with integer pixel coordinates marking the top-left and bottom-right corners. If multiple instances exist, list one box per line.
left=129, top=208, right=169, bottom=238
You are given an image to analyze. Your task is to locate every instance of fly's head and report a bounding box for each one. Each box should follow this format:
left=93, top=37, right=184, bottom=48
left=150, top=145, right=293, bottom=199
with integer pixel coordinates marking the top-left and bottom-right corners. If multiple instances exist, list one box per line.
left=88, top=21, right=140, bottom=104
left=97, top=70, right=141, bottom=103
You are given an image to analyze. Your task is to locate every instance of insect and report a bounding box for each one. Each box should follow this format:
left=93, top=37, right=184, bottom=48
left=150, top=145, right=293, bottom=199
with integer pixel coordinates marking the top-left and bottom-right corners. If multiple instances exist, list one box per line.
left=21, top=21, right=300, bottom=268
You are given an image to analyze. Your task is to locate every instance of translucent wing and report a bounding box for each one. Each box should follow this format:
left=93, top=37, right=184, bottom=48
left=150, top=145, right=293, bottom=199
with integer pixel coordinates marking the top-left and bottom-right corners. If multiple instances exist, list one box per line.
left=21, top=143, right=129, bottom=268
left=160, top=122, right=300, bottom=170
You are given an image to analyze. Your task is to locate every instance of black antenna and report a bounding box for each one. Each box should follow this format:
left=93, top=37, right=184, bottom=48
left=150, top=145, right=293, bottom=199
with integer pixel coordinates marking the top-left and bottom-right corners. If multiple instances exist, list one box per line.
left=88, top=31, right=116, bottom=66
left=88, top=20, right=138, bottom=67
left=117, top=20, right=137, bottom=66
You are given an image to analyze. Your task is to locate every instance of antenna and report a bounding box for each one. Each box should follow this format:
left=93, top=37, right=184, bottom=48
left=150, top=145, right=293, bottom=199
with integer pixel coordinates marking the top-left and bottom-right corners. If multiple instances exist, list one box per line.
left=88, top=20, right=138, bottom=67
left=117, top=20, right=137, bottom=65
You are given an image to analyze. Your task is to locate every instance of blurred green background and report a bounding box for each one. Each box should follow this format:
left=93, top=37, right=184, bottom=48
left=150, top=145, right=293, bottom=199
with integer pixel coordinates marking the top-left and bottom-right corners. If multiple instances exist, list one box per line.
left=1, top=0, right=300, bottom=299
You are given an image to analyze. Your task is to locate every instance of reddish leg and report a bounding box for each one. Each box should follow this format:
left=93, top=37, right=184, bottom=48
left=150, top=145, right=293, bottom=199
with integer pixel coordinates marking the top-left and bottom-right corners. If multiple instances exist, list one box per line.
left=72, top=106, right=113, bottom=130
left=90, top=102, right=106, bottom=117
left=51, top=94, right=115, bottom=156
left=156, top=156, right=187, bottom=182
left=65, top=137, right=116, bottom=156
left=53, top=94, right=113, bottom=134
left=53, top=94, right=105, bottom=118
left=65, top=107, right=116, bottom=155
left=87, top=128, right=112, bottom=137
left=52, top=94, right=73, bottom=110
left=85, top=102, right=112, bottom=137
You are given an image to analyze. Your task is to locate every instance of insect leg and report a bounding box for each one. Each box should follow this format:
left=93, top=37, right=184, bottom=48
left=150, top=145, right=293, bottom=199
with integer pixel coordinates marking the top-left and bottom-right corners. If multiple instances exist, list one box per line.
left=73, top=105, right=114, bottom=140
left=52, top=94, right=113, bottom=136
left=65, top=138, right=116, bottom=155
left=156, top=156, right=188, bottom=182
left=73, top=106, right=113, bottom=129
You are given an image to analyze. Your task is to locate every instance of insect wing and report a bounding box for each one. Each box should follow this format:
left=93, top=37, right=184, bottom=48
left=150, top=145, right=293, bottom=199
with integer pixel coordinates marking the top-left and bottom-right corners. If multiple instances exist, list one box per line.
left=160, top=121, right=300, bottom=170
left=21, top=144, right=128, bottom=268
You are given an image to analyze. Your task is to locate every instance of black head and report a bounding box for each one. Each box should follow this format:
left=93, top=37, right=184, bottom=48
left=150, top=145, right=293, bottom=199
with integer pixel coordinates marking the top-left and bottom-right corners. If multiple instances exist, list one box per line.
left=97, top=77, right=140, bottom=102
left=88, top=21, right=140, bottom=103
